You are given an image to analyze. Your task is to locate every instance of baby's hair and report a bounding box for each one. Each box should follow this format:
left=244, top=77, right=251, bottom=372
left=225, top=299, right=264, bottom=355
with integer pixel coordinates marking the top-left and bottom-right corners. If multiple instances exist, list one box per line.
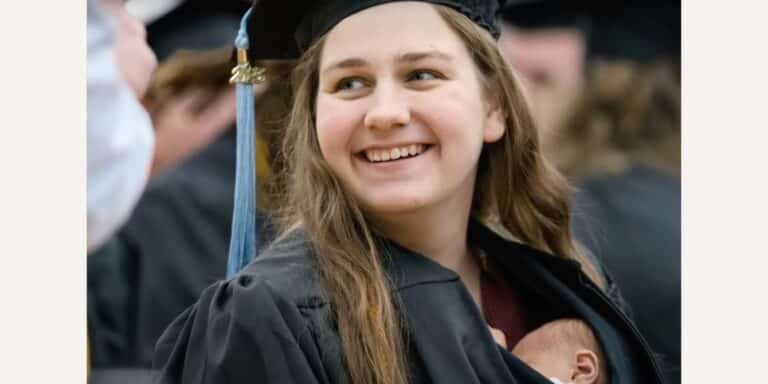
left=526, top=319, right=608, bottom=384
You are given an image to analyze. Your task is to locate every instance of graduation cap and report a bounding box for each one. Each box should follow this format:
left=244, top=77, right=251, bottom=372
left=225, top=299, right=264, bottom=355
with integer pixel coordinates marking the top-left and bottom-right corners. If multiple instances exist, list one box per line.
left=500, top=0, right=592, bottom=31
left=500, top=0, right=680, bottom=61
left=587, top=1, right=680, bottom=61
left=225, top=0, right=508, bottom=277
left=145, top=0, right=250, bottom=60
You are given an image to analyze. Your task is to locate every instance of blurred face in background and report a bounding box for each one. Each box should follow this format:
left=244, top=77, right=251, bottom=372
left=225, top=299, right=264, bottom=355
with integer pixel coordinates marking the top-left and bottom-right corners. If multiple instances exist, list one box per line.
left=101, top=0, right=158, bottom=98
left=498, top=22, right=586, bottom=102
left=498, top=22, right=585, bottom=146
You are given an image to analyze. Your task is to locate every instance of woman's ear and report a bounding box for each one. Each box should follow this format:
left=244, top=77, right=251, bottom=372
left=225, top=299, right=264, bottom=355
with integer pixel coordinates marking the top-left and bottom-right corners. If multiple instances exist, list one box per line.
left=483, top=93, right=506, bottom=143
left=571, top=349, right=600, bottom=384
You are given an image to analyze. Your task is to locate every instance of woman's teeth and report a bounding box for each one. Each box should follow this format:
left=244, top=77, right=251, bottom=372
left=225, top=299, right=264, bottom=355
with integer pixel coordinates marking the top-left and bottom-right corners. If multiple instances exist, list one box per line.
left=364, top=144, right=425, bottom=163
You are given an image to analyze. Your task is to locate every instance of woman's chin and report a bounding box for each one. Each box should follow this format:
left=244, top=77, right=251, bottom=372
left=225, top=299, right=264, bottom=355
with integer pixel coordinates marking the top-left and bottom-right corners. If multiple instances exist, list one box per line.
left=358, top=194, right=432, bottom=217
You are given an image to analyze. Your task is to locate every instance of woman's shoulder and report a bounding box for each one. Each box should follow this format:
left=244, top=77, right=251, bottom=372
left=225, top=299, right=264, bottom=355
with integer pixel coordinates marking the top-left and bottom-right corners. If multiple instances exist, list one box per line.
left=235, top=230, right=324, bottom=307
left=153, top=232, right=330, bottom=381
left=155, top=230, right=323, bottom=351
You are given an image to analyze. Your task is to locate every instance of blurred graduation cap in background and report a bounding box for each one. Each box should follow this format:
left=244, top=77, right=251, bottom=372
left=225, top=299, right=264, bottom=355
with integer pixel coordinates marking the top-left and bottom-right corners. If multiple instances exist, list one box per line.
left=587, top=0, right=680, bottom=61
left=501, top=0, right=680, bottom=61
left=501, top=0, right=592, bottom=30
left=127, top=0, right=249, bottom=60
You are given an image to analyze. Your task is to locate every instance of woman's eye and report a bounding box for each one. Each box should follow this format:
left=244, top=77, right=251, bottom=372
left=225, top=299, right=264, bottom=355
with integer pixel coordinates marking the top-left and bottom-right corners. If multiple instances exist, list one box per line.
left=407, top=70, right=440, bottom=82
left=335, top=78, right=367, bottom=92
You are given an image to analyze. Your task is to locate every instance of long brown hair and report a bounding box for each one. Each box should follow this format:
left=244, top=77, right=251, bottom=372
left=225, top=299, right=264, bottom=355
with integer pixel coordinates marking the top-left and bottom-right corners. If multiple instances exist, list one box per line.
left=143, top=47, right=233, bottom=112
left=544, top=60, right=681, bottom=178
left=271, top=5, right=605, bottom=384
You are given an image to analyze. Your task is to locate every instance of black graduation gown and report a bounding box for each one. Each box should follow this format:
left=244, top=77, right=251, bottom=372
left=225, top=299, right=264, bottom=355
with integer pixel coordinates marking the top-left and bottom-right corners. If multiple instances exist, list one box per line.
left=88, top=131, right=238, bottom=368
left=571, top=165, right=680, bottom=383
left=89, top=130, right=274, bottom=368
left=153, top=221, right=663, bottom=383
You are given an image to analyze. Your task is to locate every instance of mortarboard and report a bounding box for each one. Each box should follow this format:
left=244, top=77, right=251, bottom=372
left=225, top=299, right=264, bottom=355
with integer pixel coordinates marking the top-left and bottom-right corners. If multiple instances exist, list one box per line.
left=500, top=0, right=680, bottom=61
left=225, top=0, right=508, bottom=277
left=501, top=0, right=592, bottom=30
left=145, top=1, right=250, bottom=60
left=587, top=1, right=680, bottom=61
left=244, top=0, right=507, bottom=60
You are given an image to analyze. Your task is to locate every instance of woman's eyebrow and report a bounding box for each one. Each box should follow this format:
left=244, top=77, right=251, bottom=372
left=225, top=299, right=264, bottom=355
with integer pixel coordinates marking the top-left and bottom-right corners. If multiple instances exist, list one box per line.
left=321, top=58, right=369, bottom=76
left=398, top=50, right=454, bottom=63
left=321, top=50, right=454, bottom=76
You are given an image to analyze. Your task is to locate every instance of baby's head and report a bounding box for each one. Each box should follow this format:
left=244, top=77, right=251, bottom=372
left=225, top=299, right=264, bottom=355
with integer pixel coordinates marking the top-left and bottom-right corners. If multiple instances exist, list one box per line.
left=512, top=319, right=607, bottom=384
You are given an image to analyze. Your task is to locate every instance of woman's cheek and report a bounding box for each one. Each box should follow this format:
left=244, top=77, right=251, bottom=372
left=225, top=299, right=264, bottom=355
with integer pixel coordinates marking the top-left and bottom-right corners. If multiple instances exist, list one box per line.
left=315, top=98, right=360, bottom=160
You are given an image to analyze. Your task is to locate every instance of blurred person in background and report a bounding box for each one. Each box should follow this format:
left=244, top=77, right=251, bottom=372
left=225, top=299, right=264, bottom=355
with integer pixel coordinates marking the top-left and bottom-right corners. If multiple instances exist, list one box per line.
left=87, top=0, right=157, bottom=251
left=546, top=62, right=680, bottom=178
left=138, top=0, right=256, bottom=177
left=143, top=47, right=238, bottom=177
left=500, top=1, right=681, bottom=383
left=553, top=60, right=681, bottom=384
left=499, top=0, right=631, bottom=316
left=87, top=46, right=241, bottom=372
left=88, top=1, right=291, bottom=376
left=500, top=0, right=680, bottom=383
left=498, top=1, right=590, bottom=139
left=561, top=3, right=681, bottom=383
left=499, top=0, right=680, bottom=150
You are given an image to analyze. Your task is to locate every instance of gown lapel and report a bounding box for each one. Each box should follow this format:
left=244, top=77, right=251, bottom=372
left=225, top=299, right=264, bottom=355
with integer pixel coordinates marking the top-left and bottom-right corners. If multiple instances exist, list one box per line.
left=469, top=221, right=661, bottom=384
left=382, top=237, right=554, bottom=384
left=380, top=220, right=661, bottom=383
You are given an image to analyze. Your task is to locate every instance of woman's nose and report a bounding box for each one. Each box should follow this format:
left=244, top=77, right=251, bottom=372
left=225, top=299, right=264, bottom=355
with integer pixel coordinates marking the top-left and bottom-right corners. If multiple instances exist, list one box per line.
left=363, top=84, right=411, bottom=131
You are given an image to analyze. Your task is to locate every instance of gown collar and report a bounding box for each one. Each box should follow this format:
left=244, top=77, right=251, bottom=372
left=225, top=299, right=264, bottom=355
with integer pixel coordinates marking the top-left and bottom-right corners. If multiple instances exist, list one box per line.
left=380, top=218, right=583, bottom=291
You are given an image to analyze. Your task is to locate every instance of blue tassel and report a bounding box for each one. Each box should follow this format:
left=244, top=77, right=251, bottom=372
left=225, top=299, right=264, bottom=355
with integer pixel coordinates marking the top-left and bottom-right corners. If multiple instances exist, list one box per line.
left=226, top=8, right=257, bottom=278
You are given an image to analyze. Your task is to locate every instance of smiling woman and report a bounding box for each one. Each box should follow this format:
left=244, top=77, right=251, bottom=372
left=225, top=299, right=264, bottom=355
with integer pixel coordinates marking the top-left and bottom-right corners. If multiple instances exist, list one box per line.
left=153, top=1, right=665, bottom=384
left=315, top=3, right=504, bottom=219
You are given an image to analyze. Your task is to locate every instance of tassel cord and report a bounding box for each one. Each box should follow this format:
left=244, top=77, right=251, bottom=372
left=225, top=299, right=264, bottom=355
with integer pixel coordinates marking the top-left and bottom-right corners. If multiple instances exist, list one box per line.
left=226, top=8, right=257, bottom=278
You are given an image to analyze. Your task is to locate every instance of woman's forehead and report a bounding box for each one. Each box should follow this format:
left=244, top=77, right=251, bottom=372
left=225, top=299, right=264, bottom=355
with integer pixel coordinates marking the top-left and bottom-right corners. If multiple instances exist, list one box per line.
left=320, top=2, right=466, bottom=65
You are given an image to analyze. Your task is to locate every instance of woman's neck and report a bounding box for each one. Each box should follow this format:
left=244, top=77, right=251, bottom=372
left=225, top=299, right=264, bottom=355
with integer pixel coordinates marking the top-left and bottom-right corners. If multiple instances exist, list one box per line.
left=373, top=195, right=470, bottom=272
left=369, top=190, right=483, bottom=307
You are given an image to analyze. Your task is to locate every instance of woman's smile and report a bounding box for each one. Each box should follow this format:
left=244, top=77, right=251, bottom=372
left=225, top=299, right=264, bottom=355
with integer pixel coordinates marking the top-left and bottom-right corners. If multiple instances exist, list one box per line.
left=353, top=144, right=436, bottom=178
left=359, top=144, right=433, bottom=163
left=315, top=1, right=504, bottom=215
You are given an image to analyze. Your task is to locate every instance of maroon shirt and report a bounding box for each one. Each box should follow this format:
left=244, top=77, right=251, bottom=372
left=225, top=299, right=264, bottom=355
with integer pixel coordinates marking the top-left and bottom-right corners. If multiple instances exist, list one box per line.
left=480, top=254, right=543, bottom=350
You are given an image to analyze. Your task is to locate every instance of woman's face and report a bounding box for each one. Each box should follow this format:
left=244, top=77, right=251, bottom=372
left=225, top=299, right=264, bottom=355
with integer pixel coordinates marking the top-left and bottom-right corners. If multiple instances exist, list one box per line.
left=315, top=2, right=505, bottom=218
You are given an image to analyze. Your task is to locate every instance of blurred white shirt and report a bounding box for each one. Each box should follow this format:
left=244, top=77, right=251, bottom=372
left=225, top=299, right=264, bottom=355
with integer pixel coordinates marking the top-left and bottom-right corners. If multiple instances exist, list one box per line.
left=87, top=0, right=154, bottom=251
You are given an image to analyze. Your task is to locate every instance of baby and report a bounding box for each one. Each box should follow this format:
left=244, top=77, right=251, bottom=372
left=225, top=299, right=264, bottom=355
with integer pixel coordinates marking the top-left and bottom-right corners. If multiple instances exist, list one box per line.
left=511, top=318, right=608, bottom=384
